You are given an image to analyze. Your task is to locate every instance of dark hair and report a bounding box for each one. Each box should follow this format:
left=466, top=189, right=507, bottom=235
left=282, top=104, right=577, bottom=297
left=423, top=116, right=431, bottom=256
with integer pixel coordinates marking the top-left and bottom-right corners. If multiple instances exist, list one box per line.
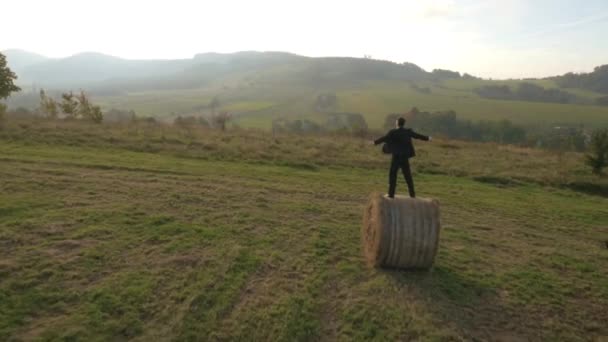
left=397, top=117, right=406, bottom=127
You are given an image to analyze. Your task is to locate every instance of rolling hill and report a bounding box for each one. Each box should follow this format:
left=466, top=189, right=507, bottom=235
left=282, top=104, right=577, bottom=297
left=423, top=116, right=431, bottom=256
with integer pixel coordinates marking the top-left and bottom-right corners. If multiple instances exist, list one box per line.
left=3, top=49, right=608, bottom=129
left=2, top=49, right=50, bottom=73
left=7, top=51, right=194, bottom=86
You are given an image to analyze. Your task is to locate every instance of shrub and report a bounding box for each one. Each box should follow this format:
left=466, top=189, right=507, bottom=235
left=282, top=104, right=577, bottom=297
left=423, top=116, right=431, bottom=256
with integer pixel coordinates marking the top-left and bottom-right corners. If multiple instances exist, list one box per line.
left=326, top=112, right=368, bottom=136
left=212, top=111, right=231, bottom=131
left=315, top=93, right=338, bottom=111
left=39, top=89, right=59, bottom=119
left=174, top=115, right=209, bottom=128
left=586, top=128, right=608, bottom=175
left=384, top=110, right=528, bottom=145
left=596, top=96, right=608, bottom=106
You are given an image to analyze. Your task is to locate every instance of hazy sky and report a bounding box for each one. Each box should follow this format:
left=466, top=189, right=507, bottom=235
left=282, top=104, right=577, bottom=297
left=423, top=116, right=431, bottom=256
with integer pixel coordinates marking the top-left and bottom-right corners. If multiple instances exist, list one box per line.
left=3, top=0, right=608, bottom=79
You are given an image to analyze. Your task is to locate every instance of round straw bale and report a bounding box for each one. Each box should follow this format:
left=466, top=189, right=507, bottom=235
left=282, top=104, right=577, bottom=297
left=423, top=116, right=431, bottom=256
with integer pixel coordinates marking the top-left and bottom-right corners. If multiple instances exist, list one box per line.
left=362, top=192, right=441, bottom=269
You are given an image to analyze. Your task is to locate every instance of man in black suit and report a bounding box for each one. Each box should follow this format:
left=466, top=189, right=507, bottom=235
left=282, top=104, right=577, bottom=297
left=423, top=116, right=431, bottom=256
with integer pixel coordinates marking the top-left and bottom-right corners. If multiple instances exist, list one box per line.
left=373, top=117, right=431, bottom=198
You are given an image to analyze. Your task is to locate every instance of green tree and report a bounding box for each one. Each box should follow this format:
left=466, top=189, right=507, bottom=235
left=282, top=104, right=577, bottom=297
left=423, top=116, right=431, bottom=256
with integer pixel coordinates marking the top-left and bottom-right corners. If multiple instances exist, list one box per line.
left=0, top=52, right=21, bottom=100
left=60, top=91, right=78, bottom=118
left=76, top=90, right=91, bottom=117
left=75, top=90, right=102, bottom=123
left=586, top=128, right=608, bottom=175
left=39, top=89, right=59, bottom=119
left=88, top=105, right=103, bottom=123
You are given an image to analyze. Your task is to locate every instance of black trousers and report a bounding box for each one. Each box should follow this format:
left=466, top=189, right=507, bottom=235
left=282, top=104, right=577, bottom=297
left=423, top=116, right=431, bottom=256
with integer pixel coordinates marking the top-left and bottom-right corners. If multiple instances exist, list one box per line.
left=388, top=154, right=415, bottom=198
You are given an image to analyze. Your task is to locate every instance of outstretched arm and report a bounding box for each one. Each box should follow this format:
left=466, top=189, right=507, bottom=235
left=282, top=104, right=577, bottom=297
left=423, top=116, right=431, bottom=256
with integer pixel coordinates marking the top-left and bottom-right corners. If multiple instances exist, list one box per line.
left=373, top=130, right=392, bottom=145
left=411, top=130, right=431, bottom=141
left=374, top=135, right=387, bottom=145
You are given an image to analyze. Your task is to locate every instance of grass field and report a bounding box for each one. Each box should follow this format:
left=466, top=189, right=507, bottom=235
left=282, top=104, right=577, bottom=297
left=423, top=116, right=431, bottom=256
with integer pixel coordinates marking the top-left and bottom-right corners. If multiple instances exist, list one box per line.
left=1, top=119, right=607, bottom=341
left=334, top=81, right=608, bottom=127
left=89, top=78, right=608, bottom=130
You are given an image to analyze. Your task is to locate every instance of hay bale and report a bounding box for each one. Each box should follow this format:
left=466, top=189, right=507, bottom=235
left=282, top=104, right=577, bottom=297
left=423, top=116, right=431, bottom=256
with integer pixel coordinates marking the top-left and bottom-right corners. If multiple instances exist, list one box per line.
left=362, top=193, right=441, bottom=269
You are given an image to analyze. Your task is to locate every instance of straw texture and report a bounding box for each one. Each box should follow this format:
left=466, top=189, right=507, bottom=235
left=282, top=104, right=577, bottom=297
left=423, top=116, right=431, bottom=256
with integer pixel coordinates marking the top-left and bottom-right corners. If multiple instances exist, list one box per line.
left=362, top=193, right=441, bottom=269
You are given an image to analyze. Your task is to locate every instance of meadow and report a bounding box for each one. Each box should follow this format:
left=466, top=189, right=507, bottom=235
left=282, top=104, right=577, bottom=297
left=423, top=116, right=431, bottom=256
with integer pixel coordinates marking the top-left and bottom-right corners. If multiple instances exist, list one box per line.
left=1, top=119, right=607, bottom=341
left=91, top=78, right=608, bottom=131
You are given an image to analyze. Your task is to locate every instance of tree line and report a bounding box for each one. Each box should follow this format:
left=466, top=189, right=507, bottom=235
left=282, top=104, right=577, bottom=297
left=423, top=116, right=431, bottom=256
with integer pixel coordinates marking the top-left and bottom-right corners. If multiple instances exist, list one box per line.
left=475, top=83, right=580, bottom=104
left=552, top=65, right=608, bottom=94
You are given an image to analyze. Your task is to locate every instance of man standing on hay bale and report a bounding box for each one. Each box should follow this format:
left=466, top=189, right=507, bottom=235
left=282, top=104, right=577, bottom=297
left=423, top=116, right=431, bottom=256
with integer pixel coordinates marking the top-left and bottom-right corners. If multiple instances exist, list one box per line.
left=373, top=117, right=431, bottom=198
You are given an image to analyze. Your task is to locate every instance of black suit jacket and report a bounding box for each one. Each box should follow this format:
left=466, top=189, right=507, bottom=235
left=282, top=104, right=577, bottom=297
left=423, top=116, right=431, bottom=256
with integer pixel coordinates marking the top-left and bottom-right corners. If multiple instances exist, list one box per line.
left=374, top=127, right=429, bottom=158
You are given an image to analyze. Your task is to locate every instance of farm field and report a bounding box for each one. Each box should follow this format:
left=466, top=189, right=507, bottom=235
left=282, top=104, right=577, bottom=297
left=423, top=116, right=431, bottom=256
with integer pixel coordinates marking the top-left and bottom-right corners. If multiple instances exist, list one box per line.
left=91, top=79, right=608, bottom=130
left=1, top=120, right=607, bottom=341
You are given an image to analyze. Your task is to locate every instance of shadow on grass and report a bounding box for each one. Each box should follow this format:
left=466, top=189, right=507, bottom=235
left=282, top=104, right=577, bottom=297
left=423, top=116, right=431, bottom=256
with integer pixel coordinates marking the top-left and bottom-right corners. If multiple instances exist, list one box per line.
left=385, top=266, right=494, bottom=305
left=472, top=175, right=523, bottom=188
left=383, top=265, right=523, bottom=340
left=563, top=181, right=608, bottom=198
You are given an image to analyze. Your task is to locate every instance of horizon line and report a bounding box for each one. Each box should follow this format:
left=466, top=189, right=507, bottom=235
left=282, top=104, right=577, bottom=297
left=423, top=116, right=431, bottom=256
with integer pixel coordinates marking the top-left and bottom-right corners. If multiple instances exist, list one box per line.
left=2, top=47, right=604, bottom=80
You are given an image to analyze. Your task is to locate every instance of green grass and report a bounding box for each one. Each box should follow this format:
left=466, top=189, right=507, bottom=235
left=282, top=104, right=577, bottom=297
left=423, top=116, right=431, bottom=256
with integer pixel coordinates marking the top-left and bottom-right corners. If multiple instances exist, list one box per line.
left=91, top=78, right=608, bottom=130
left=338, top=82, right=608, bottom=126
left=222, top=100, right=276, bottom=112
left=96, top=88, right=219, bottom=118
left=1, top=119, right=607, bottom=341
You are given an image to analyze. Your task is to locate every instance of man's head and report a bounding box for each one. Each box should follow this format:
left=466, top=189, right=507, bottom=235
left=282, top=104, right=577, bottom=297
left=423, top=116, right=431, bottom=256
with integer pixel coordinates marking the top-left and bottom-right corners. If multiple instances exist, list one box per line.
left=396, top=117, right=406, bottom=128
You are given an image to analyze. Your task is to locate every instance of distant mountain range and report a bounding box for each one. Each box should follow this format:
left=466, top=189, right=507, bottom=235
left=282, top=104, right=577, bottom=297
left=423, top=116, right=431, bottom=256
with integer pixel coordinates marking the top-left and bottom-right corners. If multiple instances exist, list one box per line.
left=1, top=49, right=451, bottom=94
left=3, top=50, right=49, bottom=72
left=3, top=49, right=194, bottom=86
left=3, top=49, right=608, bottom=96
